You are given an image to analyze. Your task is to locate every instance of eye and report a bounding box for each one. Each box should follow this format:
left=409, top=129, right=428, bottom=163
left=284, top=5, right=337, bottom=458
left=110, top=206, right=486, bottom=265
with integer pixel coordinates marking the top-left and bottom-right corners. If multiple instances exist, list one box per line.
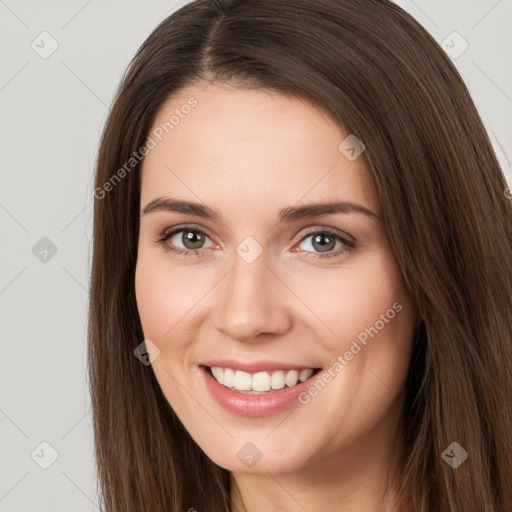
left=294, top=228, right=356, bottom=259
left=156, top=226, right=216, bottom=257
left=156, top=225, right=356, bottom=259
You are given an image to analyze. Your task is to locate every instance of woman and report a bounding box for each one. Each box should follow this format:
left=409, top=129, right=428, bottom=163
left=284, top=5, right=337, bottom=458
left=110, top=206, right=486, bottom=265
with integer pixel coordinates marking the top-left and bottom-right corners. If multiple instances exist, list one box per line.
left=88, top=0, right=512, bottom=510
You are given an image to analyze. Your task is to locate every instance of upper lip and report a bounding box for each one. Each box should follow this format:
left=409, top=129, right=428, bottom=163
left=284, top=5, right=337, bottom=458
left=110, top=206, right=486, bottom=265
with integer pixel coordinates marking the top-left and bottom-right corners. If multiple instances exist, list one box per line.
left=200, top=359, right=320, bottom=373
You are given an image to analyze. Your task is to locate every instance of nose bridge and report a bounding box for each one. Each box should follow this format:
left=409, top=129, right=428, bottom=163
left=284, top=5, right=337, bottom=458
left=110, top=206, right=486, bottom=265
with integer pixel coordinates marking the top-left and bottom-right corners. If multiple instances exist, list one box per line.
left=213, top=248, right=291, bottom=340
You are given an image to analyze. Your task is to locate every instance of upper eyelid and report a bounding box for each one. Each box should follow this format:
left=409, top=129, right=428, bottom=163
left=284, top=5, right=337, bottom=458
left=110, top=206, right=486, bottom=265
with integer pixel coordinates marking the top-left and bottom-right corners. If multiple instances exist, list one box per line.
left=300, top=226, right=354, bottom=242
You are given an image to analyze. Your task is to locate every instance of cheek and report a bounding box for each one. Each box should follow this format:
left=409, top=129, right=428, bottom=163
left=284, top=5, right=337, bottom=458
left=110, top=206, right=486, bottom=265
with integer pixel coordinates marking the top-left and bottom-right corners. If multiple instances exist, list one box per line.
left=135, top=240, right=211, bottom=336
left=305, top=247, right=417, bottom=416
left=135, top=250, right=192, bottom=348
left=135, top=265, right=167, bottom=340
left=308, top=248, right=411, bottom=345
left=134, top=254, right=199, bottom=406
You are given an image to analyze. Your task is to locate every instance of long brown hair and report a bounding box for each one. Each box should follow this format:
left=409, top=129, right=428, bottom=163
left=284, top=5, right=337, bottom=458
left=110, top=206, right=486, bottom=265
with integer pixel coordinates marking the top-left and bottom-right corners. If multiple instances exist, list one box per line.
left=88, top=0, right=512, bottom=510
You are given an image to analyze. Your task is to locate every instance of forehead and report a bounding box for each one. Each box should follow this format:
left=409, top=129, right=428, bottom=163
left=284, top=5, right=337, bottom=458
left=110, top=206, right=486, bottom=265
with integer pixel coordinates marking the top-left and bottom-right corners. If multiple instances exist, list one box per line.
left=140, top=84, right=379, bottom=219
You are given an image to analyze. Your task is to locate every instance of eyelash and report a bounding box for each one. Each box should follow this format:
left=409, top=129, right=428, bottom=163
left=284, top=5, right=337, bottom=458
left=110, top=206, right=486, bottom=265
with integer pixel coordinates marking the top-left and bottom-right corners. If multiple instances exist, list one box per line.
left=155, top=225, right=356, bottom=260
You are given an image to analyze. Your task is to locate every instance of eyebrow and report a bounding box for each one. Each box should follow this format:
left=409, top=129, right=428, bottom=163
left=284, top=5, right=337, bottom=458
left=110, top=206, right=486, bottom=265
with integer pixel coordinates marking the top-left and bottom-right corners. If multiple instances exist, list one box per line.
left=142, top=197, right=378, bottom=222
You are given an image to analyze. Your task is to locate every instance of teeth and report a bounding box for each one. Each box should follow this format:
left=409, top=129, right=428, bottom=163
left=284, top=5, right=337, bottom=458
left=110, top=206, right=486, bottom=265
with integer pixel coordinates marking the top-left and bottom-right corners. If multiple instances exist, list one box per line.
left=209, top=367, right=315, bottom=393
left=271, top=370, right=285, bottom=390
left=285, top=370, right=299, bottom=387
left=223, top=368, right=235, bottom=388
left=211, top=366, right=224, bottom=384
left=233, top=370, right=252, bottom=390
left=299, top=368, right=313, bottom=382
left=252, top=371, right=271, bottom=392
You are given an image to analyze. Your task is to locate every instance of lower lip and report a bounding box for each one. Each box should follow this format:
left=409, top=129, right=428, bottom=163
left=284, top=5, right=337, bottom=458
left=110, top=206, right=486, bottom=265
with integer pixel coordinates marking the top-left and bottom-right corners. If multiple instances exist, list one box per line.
left=200, top=366, right=320, bottom=417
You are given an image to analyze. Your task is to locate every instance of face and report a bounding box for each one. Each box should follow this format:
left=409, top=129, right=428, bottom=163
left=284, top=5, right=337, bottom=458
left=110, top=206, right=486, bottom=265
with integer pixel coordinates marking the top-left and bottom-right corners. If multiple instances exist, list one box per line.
left=135, top=83, right=417, bottom=477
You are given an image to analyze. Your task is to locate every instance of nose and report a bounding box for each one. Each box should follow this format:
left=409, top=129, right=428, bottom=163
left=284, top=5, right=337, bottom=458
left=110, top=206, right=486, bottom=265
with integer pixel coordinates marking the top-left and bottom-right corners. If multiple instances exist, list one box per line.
left=212, top=252, right=293, bottom=342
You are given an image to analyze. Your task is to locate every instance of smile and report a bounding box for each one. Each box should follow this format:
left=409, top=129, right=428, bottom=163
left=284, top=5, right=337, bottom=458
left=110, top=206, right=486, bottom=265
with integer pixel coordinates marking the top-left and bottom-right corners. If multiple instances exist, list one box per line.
left=199, top=362, right=322, bottom=416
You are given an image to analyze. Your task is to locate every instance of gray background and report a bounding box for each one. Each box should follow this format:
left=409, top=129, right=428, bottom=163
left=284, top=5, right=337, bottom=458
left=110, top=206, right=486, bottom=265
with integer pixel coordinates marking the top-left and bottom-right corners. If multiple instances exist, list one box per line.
left=1, top=1, right=511, bottom=510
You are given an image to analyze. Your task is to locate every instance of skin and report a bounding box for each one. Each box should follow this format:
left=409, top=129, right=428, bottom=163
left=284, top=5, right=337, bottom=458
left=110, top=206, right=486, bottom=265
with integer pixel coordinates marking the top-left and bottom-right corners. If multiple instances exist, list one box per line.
left=135, top=83, right=418, bottom=512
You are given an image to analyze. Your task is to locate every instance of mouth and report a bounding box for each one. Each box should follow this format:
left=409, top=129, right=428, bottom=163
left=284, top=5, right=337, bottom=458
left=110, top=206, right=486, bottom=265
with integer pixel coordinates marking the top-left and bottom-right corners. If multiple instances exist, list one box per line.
left=203, top=365, right=322, bottom=394
left=199, top=363, right=323, bottom=416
